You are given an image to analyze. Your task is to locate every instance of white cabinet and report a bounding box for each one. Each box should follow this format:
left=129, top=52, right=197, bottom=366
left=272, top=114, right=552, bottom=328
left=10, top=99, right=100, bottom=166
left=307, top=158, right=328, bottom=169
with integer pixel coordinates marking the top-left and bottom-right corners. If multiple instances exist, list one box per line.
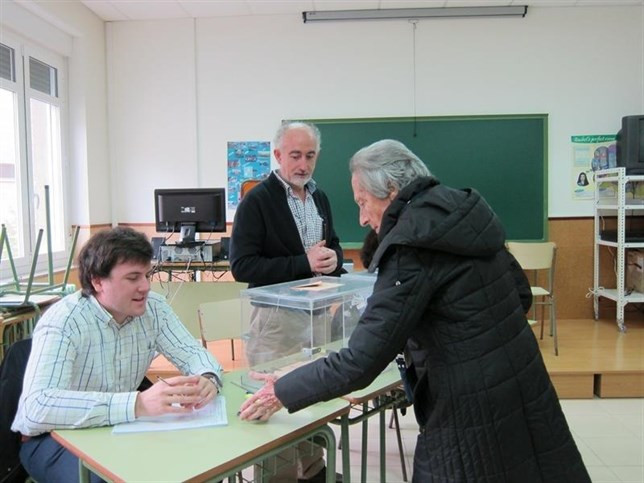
left=593, top=168, right=644, bottom=331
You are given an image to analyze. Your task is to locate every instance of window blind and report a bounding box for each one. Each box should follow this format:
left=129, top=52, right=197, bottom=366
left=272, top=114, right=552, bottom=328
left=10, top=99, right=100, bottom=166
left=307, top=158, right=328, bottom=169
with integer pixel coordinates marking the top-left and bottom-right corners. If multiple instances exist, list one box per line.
left=0, top=43, right=15, bottom=82
left=29, top=57, right=57, bottom=97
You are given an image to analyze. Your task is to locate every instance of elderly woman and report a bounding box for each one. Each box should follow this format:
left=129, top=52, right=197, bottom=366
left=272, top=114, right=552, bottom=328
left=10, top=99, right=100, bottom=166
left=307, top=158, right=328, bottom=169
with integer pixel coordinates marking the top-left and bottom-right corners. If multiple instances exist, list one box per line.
left=240, top=140, right=589, bottom=482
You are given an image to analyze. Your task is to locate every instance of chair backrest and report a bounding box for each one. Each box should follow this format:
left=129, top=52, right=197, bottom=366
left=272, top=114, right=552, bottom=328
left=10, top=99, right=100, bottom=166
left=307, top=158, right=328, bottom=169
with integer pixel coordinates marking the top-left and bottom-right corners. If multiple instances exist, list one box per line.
left=507, top=242, right=556, bottom=270
left=150, top=281, right=247, bottom=337
left=0, top=338, right=31, bottom=483
left=240, top=179, right=262, bottom=199
left=198, top=299, right=242, bottom=346
left=507, top=241, right=557, bottom=291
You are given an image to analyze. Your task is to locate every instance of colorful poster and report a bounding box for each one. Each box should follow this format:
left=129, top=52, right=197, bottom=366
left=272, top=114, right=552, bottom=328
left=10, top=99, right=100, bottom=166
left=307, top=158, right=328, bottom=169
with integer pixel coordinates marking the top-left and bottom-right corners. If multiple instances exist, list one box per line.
left=571, top=135, right=617, bottom=200
left=227, top=141, right=270, bottom=209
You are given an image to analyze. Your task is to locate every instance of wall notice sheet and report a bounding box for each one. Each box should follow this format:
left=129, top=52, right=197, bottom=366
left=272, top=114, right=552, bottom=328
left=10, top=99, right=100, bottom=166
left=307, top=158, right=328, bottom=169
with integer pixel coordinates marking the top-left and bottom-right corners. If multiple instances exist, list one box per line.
left=113, top=396, right=227, bottom=433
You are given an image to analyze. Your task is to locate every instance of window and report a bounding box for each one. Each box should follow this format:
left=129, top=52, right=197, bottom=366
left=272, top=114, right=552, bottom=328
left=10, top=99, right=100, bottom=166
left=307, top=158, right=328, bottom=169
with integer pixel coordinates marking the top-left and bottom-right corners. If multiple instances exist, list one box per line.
left=0, top=35, right=68, bottom=275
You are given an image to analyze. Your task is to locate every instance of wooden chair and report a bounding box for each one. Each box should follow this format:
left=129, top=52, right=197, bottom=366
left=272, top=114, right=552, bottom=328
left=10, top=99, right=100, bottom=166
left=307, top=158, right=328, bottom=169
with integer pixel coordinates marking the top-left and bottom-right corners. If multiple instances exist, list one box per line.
left=507, top=242, right=558, bottom=356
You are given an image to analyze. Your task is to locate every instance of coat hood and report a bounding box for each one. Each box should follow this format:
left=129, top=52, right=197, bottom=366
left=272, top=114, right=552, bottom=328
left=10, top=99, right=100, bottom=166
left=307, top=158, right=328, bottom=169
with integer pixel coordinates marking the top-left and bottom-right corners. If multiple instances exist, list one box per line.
left=369, top=177, right=506, bottom=270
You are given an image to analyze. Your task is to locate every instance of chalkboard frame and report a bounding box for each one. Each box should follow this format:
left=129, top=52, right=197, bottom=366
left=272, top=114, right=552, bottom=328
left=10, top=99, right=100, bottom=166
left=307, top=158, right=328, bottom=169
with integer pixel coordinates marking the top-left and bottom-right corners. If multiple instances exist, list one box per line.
left=305, top=114, right=548, bottom=247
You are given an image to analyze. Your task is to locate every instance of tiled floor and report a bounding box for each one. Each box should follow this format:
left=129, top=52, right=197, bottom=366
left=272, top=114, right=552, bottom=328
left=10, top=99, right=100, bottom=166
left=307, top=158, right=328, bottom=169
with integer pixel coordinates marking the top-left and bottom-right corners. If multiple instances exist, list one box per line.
left=561, top=398, right=644, bottom=483
left=326, top=398, right=644, bottom=483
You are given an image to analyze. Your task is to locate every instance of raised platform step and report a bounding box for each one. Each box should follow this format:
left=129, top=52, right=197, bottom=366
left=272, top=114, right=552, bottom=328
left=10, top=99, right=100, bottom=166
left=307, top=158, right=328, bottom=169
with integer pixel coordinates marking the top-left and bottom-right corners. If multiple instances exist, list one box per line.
left=537, top=318, right=644, bottom=399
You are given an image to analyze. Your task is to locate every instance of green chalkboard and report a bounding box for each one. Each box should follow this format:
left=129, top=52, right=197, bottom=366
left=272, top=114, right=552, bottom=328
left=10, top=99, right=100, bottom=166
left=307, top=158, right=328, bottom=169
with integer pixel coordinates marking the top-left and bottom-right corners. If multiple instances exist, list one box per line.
left=307, top=115, right=548, bottom=246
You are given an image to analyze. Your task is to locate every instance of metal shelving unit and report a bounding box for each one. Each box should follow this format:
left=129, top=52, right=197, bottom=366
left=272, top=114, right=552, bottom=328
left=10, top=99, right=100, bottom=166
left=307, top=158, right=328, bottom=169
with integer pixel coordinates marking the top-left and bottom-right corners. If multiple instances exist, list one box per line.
left=593, top=168, right=644, bottom=331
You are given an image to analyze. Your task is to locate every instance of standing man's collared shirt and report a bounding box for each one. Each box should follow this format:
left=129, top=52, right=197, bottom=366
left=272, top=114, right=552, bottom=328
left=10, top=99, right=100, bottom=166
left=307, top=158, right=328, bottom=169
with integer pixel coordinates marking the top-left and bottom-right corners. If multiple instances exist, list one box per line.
left=274, top=170, right=324, bottom=251
left=11, top=291, right=221, bottom=436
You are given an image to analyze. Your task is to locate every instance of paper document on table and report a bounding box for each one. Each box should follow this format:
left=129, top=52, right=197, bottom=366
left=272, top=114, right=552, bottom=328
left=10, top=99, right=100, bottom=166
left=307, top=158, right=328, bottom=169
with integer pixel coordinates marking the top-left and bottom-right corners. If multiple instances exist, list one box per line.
left=112, top=396, right=227, bottom=433
left=292, top=281, right=342, bottom=291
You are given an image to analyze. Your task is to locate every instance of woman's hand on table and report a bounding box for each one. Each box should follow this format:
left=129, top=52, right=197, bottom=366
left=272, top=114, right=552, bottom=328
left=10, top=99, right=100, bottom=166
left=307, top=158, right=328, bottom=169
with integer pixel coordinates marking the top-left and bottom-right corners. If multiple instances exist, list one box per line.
left=238, top=372, right=283, bottom=422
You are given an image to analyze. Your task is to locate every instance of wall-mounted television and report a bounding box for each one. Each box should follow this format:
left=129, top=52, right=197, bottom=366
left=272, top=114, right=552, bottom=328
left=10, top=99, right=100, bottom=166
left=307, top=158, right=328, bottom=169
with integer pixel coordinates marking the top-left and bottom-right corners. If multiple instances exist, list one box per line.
left=616, top=115, right=644, bottom=174
left=154, top=188, right=226, bottom=244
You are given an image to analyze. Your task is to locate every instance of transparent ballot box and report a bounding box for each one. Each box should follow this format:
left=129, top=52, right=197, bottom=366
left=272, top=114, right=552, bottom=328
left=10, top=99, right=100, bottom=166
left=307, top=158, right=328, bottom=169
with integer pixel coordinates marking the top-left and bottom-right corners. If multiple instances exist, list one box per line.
left=340, top=269, right=378, bottom=285
left=239, top=276, right=375, bottom=391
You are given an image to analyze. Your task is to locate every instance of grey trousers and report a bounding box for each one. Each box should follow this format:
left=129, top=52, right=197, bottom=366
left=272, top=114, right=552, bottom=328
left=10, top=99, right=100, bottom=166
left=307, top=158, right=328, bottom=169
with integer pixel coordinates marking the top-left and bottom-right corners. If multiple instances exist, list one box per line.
left=247, top=306, right=328, bottom=482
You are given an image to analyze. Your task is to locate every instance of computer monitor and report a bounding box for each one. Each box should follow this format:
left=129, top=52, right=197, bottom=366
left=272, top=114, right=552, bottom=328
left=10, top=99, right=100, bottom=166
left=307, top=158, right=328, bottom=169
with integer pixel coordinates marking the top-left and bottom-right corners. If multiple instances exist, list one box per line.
left=154, top=188, right=226, bottom=244
left=616, top=115, right=644, bottom=174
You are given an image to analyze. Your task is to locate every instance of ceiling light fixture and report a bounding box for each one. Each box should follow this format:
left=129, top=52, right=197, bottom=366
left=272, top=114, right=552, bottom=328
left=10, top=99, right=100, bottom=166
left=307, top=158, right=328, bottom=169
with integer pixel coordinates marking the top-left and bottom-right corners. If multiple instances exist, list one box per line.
left=303, top=6, right=528, bottom=23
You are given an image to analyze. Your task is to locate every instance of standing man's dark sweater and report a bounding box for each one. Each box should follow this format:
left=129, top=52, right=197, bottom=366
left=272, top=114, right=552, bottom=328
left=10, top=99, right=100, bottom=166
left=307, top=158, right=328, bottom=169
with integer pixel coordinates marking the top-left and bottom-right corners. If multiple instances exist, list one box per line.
left=230, top=171, right=343, bottom=288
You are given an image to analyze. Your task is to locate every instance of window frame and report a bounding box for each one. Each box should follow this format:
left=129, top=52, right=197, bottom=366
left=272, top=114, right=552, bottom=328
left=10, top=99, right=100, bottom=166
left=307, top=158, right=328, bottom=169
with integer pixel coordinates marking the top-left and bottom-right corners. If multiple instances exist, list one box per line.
left=0, top=31, right=71, bottom=278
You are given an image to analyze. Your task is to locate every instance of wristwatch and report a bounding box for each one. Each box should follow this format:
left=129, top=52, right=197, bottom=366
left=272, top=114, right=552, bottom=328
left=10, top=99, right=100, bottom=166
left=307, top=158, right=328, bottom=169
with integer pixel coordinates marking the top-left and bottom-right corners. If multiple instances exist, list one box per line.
left=201, top=372, right=223, bottom=391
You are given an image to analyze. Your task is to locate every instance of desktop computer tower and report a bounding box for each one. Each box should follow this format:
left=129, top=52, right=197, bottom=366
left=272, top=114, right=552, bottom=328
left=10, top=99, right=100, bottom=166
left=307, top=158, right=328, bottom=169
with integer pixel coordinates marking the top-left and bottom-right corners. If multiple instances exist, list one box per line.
left=219, top=237, right=230, bottom=260
left=150, top=237, right=165, bottom=260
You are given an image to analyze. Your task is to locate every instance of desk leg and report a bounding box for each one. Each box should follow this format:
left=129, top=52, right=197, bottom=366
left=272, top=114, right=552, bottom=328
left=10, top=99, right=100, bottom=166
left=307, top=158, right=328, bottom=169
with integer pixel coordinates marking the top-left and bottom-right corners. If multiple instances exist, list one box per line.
left=361, top=402, right=368, bottom=483
left=379, top=396, right=386, bottom=483
left=320, top=425, right=337, bottom=483
left=76, top=452, right=114, bottom=483
left=224, top=424, right=337, bottom=483
left=392, top=407, right=408, bottom=482
left=340, top=413, right=351, bottom=483
left=78, top=459, right=91, bottom=483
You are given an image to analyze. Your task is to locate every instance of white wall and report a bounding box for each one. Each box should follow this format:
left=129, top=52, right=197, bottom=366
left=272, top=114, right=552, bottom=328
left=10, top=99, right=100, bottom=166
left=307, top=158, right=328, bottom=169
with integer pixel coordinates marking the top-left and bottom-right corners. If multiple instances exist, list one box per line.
left=106, top=18, right=198, bottom=225
left=104, top=6, right=643, bottom=223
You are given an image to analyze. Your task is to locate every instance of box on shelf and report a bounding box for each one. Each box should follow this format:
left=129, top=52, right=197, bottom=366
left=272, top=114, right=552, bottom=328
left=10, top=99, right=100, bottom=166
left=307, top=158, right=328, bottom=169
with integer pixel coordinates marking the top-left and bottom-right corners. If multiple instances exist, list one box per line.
left=239, top=275, right=376, bottom=391
left=596, top=180, right=644, bottom=205
left=626, top=249, right=644, bottom=294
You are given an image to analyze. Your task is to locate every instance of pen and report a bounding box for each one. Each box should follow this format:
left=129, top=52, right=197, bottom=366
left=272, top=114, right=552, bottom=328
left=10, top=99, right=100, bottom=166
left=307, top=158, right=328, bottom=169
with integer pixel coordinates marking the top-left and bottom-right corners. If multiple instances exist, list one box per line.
left=157, top=376, right=171, bottom=385
left=321, top=218, right=327, bottom=246
left=229, top=380, right=254, bottom=393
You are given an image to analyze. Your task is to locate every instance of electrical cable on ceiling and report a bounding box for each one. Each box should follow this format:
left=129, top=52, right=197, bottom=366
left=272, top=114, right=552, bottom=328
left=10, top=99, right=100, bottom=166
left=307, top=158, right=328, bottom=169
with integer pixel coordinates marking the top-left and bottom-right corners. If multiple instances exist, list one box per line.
left=410, top=19, right=418, bottom=137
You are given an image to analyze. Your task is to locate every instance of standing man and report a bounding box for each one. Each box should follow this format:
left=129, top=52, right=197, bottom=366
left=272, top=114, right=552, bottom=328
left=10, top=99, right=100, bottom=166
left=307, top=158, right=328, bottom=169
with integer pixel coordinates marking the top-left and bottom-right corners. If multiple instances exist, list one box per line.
left=230, top=121, right=343, bottom=482
left=231, top=120, right=343, bottom=287
left=12, top=227, right=223, bottom=483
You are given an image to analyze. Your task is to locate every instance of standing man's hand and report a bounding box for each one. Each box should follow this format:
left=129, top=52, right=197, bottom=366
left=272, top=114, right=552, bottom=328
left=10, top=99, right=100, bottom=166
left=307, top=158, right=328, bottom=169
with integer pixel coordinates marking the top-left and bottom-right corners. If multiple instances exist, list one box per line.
left=135, top=375, right=204, bottom=417
left=307, top=241, right=338, bottom=274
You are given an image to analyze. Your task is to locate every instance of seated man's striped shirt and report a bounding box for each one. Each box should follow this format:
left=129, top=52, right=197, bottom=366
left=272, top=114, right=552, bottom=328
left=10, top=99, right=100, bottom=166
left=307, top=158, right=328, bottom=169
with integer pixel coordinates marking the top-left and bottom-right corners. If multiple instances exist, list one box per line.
left=12, top=291, right=221, bottom=436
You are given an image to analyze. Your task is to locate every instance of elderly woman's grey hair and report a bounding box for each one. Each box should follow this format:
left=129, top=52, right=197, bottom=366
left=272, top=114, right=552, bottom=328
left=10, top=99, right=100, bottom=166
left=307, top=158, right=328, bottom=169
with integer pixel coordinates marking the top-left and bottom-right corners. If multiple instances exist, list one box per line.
left=349, top=139, right=431, bottom=199
left=274, top=121, right=322, bottom=152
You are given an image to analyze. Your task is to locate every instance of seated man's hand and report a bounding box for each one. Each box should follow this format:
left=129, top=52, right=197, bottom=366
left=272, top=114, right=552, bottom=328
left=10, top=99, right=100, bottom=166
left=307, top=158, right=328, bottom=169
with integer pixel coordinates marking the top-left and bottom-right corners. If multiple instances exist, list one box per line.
left=307, top=241, right=338, bottom=275
left=135, top=375, right=203, bottom=418
left=185, top=374, right=219, bottom=410
left=238, top=372, right=283, bottom=422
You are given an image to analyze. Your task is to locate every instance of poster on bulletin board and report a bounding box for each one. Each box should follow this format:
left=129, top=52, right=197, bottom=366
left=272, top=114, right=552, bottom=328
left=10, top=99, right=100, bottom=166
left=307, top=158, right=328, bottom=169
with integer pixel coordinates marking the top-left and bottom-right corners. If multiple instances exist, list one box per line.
left=227, top=141, right=270, bottom=209
left=571, top=134, right=616, bottom=200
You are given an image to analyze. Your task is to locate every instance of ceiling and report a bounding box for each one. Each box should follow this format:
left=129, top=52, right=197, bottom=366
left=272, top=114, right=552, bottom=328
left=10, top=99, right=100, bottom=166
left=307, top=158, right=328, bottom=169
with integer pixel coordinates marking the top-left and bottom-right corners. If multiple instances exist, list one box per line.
left=80, top=0, right=644, bottom=22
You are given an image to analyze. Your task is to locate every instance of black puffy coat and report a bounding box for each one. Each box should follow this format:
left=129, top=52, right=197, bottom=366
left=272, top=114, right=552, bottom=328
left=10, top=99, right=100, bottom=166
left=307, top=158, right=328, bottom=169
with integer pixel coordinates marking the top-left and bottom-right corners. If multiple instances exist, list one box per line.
left=275, top=177, right=589, bottom=482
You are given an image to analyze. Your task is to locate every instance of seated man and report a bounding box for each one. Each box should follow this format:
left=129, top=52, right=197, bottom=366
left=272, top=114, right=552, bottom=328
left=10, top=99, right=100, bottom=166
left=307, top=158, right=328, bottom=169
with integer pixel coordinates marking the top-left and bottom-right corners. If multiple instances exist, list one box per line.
left=12, top=227, right=223, bottom=483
